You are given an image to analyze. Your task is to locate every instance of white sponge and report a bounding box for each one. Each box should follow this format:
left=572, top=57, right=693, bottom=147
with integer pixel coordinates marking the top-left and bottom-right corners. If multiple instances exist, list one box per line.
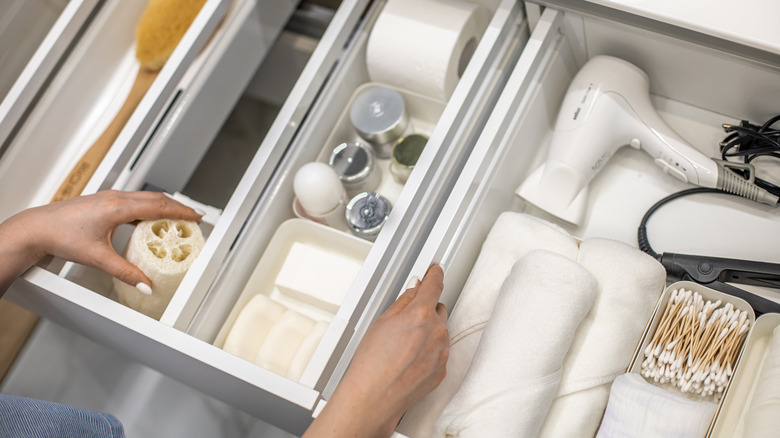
left=275, top=242, right=362, bottom=313
left=254, top=309, right=316, bottom=376
left=287, top=320, right=329, bottom=382
left=223, top=294, right=287, bottom=362
left=113, top=219, right=204, bottom=319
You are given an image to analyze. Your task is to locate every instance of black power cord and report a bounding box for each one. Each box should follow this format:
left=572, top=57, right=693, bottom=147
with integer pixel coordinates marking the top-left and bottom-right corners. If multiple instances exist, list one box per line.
left=720, top=115, right=780, bottom=197
left=637, top=188, right=734, bottom=260
left=640, top=114, right=780, bottom=258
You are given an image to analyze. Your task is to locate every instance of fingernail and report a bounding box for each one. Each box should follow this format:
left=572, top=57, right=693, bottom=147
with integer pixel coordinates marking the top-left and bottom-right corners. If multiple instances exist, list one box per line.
left=194, top=208, right=206, bottom=217
left=406, top=276, right=420, bottom=290
left=136, top=282, right=152, bottom=295
left=429, top=262, right=446, bottom=275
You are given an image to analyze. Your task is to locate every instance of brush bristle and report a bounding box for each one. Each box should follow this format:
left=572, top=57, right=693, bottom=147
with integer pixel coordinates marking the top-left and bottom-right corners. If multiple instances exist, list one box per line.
left=135, top=0, right=207, bottom=71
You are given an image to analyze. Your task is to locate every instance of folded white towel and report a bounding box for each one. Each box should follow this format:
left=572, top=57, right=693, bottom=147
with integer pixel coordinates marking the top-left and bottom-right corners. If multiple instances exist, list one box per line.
left=743, top=325, right=780, bottom=438
left=596, top=373, right=717, bottom=438
left=539, top=238, right=666, bottom=437
left=434, top=250, right=597, bottom=437
left=397, top=213, right=579, bottom=437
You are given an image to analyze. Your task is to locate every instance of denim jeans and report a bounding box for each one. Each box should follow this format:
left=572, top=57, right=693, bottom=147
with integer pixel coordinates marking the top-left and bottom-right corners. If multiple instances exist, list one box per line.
left=0, top=394, right=125, bottom=437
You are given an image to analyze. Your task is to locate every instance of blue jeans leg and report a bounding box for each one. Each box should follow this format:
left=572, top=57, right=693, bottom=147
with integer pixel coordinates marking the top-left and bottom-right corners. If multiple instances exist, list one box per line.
left=0, top=394, right=125, bottom=437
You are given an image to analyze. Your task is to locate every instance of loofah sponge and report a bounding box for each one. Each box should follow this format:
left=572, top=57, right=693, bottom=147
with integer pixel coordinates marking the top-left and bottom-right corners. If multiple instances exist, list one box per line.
left=135, top=0, right=207, bottom=71
left=113, top=219, right=204, bottom=319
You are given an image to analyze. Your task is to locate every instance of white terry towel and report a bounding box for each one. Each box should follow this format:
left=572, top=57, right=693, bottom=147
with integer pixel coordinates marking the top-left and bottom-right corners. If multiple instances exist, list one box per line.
left=397, top=213, right=579, bottom=437
left=539, top=238, right=666, bottom=438
left=434, top=250, right=597, bottom=437
left=596, top=373, right=717, bottom=438
left=743, top=325, right=780, bottom=438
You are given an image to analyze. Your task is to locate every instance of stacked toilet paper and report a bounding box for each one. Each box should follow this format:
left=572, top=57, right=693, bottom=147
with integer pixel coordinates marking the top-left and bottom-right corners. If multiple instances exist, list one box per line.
left=366, top=0, right=490, bottom=101
left=222, top=294, right=329, bottom=382
left=113, top=219, right=204, bottom=319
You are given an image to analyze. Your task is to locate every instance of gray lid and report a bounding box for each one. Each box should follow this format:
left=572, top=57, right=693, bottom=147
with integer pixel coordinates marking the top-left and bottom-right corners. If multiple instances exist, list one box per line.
left=329, top=142, right=374, bottom=184
left=349, top=86, right=407, bottom=146
left=345, top=192, right=391, bottom=238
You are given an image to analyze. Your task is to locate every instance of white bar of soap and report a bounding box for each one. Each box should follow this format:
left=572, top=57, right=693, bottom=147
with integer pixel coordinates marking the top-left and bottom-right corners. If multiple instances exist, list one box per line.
left=275, top=242, right=363, bottom=313
left=286, top=320, right=329, bottom=382
left=254, top=309, right=315, bottom=376
left=223, top=295, right=286, bottom=362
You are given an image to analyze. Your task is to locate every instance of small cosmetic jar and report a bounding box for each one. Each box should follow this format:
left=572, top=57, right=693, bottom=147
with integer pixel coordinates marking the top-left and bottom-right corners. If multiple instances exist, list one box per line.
left=390, top=134, right=428, bottom=184
left=349, top=86, right=407, bottom=158
left=345, top=192, right=391, bottom=241
left=328, top=141, right=381, bottom=195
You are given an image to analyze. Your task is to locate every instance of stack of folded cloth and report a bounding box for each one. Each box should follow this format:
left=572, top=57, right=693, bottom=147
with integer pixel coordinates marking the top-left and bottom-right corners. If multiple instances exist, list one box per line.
left=596, top=373, right=717, bottom=438
left=397, top=212, right=667, bottom=437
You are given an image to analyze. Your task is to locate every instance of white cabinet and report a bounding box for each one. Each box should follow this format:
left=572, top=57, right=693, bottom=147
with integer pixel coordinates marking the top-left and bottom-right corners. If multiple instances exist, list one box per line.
left=2, top=0, right=528, bottom=433
left=3, top=0, right=779, bottom=434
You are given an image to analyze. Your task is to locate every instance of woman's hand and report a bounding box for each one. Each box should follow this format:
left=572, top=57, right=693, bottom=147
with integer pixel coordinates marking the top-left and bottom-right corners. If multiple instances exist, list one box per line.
left=304, top=264, right=449, bottom=438
left=0, top=190, right=201, bottom=294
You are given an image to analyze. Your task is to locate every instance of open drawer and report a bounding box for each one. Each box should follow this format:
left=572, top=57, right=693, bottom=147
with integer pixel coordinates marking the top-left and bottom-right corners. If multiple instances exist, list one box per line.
left=386, top=5, right=780, bottom=437
left=4, top=0, right=529, bottom=433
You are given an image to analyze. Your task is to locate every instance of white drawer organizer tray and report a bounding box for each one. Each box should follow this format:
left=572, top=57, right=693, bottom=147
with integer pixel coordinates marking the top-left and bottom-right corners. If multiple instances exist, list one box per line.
left=383, top=4, right=780, bottom=438
left=3, top=0, right=528, bottom=433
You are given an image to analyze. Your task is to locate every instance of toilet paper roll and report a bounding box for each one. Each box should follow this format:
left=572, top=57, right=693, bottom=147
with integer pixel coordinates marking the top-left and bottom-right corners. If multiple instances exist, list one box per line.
left=113, top=219, right=204, bottom=319
left=222, top=295, right=287, bottom=362
left=287, top=320, right=329, bottom=382
left=366, top=0, right=490, bottom=101
left=254, top=309, right=316, bottom=376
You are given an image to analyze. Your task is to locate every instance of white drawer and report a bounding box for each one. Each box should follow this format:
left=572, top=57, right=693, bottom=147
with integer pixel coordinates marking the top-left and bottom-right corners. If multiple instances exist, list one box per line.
left=4, top=0, right=528, bottom=433
left=391, top=5, right=780, bottom=437
left=0, top=0, right=251, bottom=222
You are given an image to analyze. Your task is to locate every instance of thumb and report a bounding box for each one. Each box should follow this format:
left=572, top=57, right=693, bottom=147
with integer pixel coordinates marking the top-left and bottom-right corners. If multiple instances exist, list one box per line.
left=95, top=250, right=153, bottom=295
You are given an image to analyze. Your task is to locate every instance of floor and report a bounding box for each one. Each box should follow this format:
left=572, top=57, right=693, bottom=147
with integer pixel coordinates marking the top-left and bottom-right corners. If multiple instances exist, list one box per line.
left=1, top=319, right=296, bottom=438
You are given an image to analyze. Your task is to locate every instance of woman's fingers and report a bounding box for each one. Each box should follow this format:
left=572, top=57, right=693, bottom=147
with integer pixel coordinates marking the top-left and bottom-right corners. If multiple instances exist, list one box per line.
left=112, top=191, right=202, bottom=223
left=414, top=264, right=445, bottom=308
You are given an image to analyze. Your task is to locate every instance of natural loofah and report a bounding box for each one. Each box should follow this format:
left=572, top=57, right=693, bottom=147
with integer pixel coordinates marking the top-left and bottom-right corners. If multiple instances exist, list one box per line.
left=113, top=219, right=204, bottom=319
left=135, top=0, right=207, bottom=71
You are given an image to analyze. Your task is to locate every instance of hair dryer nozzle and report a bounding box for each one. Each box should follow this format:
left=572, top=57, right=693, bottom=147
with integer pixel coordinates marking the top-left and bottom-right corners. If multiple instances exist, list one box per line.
left=515, top=162, right=589, bottom=225
left=716, top=161, right=779, bottom=206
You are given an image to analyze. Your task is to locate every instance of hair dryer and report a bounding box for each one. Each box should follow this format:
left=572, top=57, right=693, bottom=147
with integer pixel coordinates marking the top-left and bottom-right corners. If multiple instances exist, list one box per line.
left=516, top=55, right=777, bottom=225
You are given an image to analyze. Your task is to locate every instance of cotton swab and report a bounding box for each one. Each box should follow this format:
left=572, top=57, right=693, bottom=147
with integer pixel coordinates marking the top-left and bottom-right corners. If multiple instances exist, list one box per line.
left=640, top=288, right=750, bottom=400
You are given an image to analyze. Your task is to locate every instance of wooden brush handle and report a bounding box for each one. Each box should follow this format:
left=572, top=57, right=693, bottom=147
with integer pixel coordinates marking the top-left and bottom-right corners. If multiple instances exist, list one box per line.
left=51, top=68, right=159, bottom=202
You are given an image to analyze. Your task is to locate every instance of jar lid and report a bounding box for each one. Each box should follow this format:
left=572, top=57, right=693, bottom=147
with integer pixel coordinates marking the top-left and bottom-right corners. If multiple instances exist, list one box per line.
left=345, top=192, right=391, bottom=238
left=392, top=134, right=428, bottom=168
left=329, top=141, right=374, bottom=184
left=349, top=86, right=407, bottom=147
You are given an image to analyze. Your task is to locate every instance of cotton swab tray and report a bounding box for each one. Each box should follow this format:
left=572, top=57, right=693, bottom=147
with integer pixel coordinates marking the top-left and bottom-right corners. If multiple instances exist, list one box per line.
left=626, top=281, right=755, bottom=436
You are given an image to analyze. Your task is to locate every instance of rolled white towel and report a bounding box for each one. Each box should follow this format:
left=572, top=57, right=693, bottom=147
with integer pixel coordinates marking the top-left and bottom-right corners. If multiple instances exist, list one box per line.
left=539, top=238, right=665, bottom=437
left=596, top=373, right=717, bottom=438
left=743, top=325, right=780, bottom=438
left=434, top=250, right=597, bottom=437
left=397, top=213, right=579, bottom=437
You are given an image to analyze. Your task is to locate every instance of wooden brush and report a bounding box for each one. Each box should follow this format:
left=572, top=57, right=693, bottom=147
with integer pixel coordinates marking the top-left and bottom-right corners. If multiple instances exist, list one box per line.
left=51, top=0, right=207, bottom=202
